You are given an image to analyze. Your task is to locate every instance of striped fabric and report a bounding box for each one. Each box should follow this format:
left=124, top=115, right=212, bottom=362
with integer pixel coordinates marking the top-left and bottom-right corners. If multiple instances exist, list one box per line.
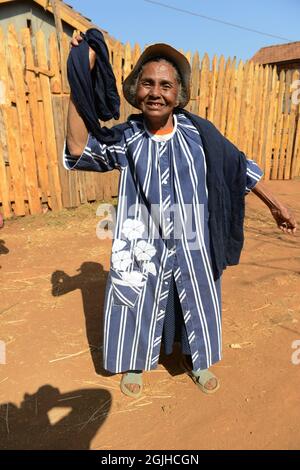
left=63, top=113, right=263, bottom=373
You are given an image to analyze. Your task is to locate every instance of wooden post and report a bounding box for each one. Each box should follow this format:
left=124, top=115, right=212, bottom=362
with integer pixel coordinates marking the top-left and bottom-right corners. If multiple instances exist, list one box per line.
left=190, top=52, right=200, bottom=116
left=49, top=0, right=69, bottom=93
left=36, top=29, right=63, bottom=210
left=49, top=0, right=64, bottom=67
left=0, top=27, right=26, bottom=216
left=22, top=27, right=50, bottom=206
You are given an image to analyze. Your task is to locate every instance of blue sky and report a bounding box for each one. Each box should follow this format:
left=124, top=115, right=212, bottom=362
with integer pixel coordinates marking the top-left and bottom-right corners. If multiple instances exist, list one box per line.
left=66, top=0, right=300, bottom=61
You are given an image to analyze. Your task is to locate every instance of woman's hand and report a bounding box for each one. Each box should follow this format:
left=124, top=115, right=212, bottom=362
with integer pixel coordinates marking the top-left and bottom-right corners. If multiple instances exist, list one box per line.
left=270, top=205, right=297, bottom=234
left=252, top=181, right=297, bottom=234
left=70, top=34, right=96, bottom=70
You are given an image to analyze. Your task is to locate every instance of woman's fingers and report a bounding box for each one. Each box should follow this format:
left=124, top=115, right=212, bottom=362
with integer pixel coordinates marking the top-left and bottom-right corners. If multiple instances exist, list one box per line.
left=71, top=35, right=83, bottom=47
left=270, top=206, right=297, bottom=235
left=278, top=214, right=297, bottom=234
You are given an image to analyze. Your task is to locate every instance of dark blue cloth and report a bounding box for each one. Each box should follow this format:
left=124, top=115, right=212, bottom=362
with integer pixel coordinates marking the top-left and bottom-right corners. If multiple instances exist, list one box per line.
left=67, top=28, right=124, bottom=144
left=179, top=110, right=248, bottom=280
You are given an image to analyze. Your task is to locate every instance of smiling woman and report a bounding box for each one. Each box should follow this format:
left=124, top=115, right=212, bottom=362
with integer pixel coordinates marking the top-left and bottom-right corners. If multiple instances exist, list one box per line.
left=64, top=32, right=297, bottom=400
left=123, top=43, right=191, bottom=115
left=134, top=60, right=180, bottom=132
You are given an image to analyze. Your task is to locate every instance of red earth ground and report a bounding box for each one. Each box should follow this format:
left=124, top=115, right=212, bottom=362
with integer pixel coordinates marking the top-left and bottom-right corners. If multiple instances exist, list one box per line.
left=0, top=180, right=299, bottom=450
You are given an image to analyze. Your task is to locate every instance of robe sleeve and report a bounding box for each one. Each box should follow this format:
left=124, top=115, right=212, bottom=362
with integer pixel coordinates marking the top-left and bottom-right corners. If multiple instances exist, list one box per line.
left=63, top=132, right=127, bottom=173
left=245, top=159, right=263, bottom=194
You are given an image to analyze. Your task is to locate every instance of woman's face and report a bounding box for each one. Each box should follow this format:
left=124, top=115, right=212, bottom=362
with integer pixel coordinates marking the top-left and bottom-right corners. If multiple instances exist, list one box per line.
left=135, top=60, right=179, bottom=129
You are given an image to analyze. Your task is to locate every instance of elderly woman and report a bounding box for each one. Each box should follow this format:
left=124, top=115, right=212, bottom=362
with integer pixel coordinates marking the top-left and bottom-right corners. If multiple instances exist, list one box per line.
left=65, top=36, right=297, bottom=398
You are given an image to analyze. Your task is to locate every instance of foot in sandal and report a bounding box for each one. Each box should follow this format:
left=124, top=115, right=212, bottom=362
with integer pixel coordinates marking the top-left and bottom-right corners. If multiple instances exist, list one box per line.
left=120, top=370, right=143, bottom=398
left=181, top=355, right=220, bottom=394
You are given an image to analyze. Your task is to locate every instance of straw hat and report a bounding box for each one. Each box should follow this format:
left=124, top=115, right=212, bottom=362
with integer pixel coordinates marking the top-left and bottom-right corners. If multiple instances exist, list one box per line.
left=123, top=43, right=191, bottom=109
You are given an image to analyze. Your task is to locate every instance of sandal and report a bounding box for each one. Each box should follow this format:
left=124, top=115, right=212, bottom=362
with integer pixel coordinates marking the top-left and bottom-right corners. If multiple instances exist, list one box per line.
left=120, top=371, right=143, bottom=398
left=181, top=357, right=220, bottom=395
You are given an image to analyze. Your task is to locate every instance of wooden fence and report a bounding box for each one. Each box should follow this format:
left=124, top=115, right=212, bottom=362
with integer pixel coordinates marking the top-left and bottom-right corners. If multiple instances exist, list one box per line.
left=0, top=24, right=299, bottom=219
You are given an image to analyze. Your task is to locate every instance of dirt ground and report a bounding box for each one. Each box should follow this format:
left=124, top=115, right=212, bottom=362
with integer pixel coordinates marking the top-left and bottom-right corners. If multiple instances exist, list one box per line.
left=0, top=180, right=299, bottom=450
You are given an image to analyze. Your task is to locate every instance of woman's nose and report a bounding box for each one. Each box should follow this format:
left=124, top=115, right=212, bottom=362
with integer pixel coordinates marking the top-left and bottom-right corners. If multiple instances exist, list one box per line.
left=149, top=84, right=160, bottom=97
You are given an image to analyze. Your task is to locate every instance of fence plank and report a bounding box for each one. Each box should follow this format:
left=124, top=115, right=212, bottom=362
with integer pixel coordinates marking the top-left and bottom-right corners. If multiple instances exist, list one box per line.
left=113, top=41, right=123, bottom=98
left=213, top=55, right=225, bottom=131
left=207, top=54, right=217, bottom=123
left=256, top=66, right=270, bottom=170
left=246, top=62, right=259, bottom=157
left=62, top=94, right=80, bottom=207
left=219, top=57, right=232, bottom=136
left=264, top=67, right=278, bottom=180
left=230, top=60, right=244, bottom=146
left=278, top=113, right=290, bottom=179
left=22, top=27, right=50, bottom=206
left=291, top=112, right=300, bottom=177
left=0, top=132, right=11, bottom=217
left=51, top=94, right=73, bottom=207
left=225, top=57, right=236, bottom=141
left=238, top=61, right=254, bottom=152
left=245, top=61, right=255, bottom=157
left=198, top=53, right=209, bottom=118
left=0, top=28, right=26, bottom=216
left=85, top=169, right=96, bottom=202
left=285, top=113, right=296, bottom=180
left=94, top=173, right=104, bottom=202
left=270, top=70, right=284, bottom=179
left=190, top=52, right=200, bottom=115
left=0, top=29, right=11, bottom=217
left=61, top=32, right=70, bottom=94
left=36, top=29, right=63, bottom=211
left=272, top=113, right=283, bottom=181
left=284, top=70, right=299, bottom=179
left=49, top=32, right=62, bottom=94
left=251, top=65, right=264, bottom=160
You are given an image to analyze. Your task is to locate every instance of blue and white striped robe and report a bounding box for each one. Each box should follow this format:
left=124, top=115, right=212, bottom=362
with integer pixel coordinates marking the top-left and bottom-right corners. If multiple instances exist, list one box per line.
left=63, top=113, right=263, bottom=373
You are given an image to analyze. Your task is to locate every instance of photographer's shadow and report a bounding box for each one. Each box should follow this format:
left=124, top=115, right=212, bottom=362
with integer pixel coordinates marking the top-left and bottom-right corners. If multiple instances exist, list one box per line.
left=51, top=262, right=109, bottom=375
left=0, top=385, right=111, bottom=450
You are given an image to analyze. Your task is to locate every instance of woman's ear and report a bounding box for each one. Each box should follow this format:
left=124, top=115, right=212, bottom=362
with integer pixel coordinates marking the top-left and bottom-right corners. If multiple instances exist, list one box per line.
left=175, top=87, right=181, bottom=107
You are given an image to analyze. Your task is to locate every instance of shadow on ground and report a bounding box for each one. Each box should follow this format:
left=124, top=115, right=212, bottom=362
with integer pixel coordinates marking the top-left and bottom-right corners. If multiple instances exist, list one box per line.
left=0, top=385, right=112, bottom=450
left=51, top=262, right=111, bottom=376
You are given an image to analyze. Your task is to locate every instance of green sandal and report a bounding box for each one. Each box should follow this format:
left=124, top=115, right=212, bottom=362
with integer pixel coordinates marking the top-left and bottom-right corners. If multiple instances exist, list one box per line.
left=181, top=358, right=220, bottom=395
left=120, top=371, right=143, bottom=398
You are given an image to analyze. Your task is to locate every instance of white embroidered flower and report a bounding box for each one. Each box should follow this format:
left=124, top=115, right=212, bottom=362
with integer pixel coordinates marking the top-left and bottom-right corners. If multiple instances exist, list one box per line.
left=121, top=271, right=144, bottom=287
left=122, top=218, right=145, bottom=241
left=112, top=239, right=127, bottom=253
left=146, top=262, right=157, bottom=276
left=134, top=240, right=156, bottom=261
left=112, top=250, right=132, bottom=271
